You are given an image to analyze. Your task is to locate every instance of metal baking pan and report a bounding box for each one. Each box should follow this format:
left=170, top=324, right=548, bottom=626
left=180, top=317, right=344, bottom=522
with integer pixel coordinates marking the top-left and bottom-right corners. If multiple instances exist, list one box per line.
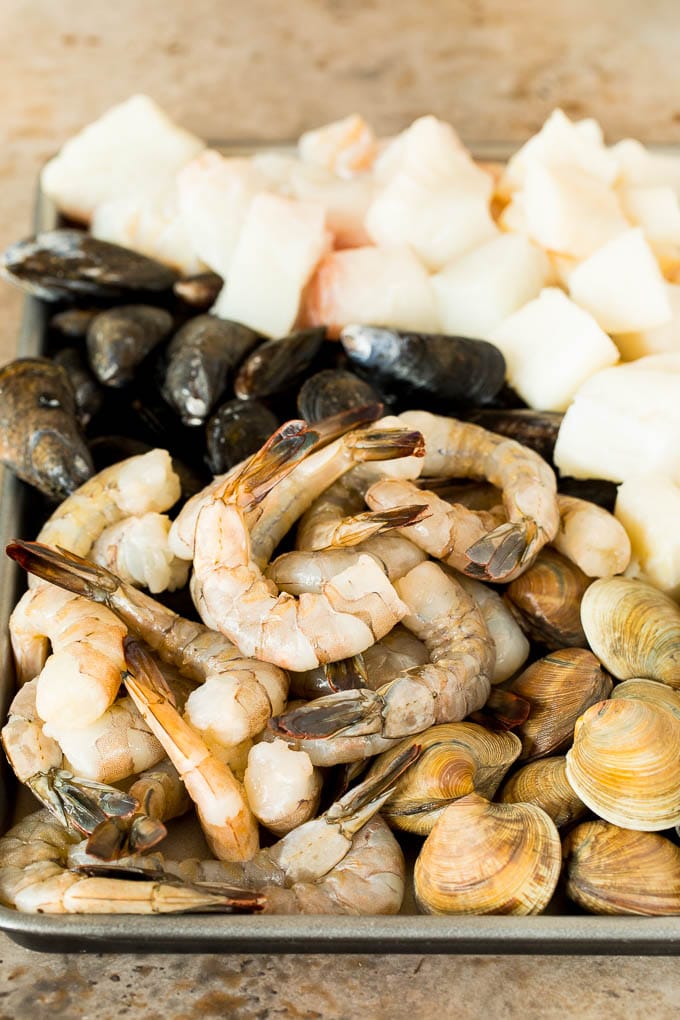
left=0, top=145, right=678, bottom=954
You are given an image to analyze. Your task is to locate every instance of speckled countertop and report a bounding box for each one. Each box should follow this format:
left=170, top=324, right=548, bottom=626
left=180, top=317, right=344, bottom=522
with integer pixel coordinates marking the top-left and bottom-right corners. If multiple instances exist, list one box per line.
left=1, top=1, right=679, bottom=1015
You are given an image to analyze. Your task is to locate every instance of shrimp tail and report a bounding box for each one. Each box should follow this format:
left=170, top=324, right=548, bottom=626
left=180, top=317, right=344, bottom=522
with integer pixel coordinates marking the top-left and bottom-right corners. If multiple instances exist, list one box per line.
left=270, top=688, right=386, bottom=738
left=463, top=521, right=533, bottom=581
left=323, top=655, right=368, bottom=693
left=6, top=539, right=119, bottom=601
left=324, top=504, right=431, bottom=548
left=347, top=427, right=425, bottom=463
left=86, top=814, right=168, bottom=861
left=310, top=401, right=385, bottom=443
left=328, top=741, right=420, bottom=832
left=72, top=864, right=266, bottom=913
left=230, top=420, right=321, bottom=507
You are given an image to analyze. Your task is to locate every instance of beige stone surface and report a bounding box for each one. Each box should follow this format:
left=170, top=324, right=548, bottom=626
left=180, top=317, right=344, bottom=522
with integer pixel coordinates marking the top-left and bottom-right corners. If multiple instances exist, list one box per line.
left=0, top=1, right=679, bottom=1013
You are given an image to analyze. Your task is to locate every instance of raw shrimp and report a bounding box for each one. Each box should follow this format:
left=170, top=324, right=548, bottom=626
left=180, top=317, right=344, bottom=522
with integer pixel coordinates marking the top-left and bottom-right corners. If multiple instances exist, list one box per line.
left=243, top=740, right=322, bottom=836
left=270, top=560, right=495, bottom=765
left=553, top=493, right=632, bottom=577
left=34, top=448, right=181, bottom=569
left=452, top=574, right=530, bottom=684
left=7, top=541, right=289, bottom=750
left=191, top=421, right=425, bottom=669
left=122, top=637, right=259, bottom=861
left=1, top=677, right=164, bottom=785
left=91, top=512, right=189, bottom=594
left=9, top=583, right=128, bottom=728
left=369, top=410, right=560, bottom=581
left=0, top=810, right=263, bottom=915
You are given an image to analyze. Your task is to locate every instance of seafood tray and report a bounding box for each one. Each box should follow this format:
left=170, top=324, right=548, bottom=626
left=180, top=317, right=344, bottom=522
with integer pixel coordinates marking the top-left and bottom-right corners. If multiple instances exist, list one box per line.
left=0, top=147, right=678, bottom=955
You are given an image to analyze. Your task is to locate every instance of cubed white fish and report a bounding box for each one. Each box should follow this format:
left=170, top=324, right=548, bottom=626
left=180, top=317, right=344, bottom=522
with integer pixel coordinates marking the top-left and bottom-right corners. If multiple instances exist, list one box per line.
left=615, top=283, right=680, bottom=359
left=298, top=114, right=377, bottom=177
left=615, top=474, right=680, bottom=597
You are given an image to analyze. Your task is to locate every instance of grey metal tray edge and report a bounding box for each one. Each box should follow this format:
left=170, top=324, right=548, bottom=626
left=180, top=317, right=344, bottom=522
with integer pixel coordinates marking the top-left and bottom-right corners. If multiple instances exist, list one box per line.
left=0, top=149, right=678, bottom=954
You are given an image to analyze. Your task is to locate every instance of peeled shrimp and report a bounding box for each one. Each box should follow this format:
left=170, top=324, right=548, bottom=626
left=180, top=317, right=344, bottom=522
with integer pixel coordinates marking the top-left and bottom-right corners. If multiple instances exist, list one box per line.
left=553, top=493, right=632, bottom=577
left=0, top=809, right=263, bottom=915
left=9, top=584, right=127, bottom=728
left=35, top=448, right=181, bottom=568
left=370, top=410, right=560, bottom=582
left=123, top=637, right=259, bottom=861
left=191, top=421, right=424, bottom=669
left=243, top=740, right=322, bottom=836
left=91, top=512, right=189, bottom=593
left=8, top=541, right=289, bottom=751
left=271, top=560, right=494, bottom=765
left=1, top=677, right=165, bottom=786
left=453, top=574, right=530, bottom=683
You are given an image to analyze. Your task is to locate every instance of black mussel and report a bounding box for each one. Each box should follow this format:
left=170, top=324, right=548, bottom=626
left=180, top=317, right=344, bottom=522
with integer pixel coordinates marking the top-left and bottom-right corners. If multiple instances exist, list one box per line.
left=52, top=347, right=103, bottom=426
left=340, top=325, right=506, bottom=406
left=297, top=368, right=383, bottom=424
left=0, top=357, right=93, bottom=499
left=206, top=399, right=279, bottom=474
left=87, top=305, right=174, bottom=387
left=162, top=316, right=262, bottom=425
left=1, top=229, right=178, bottom=302
left=173, top=272, right=224, bottom=310
left=466, top=409, right=563, bottom=463
left=557, top=476, right=618, bottom=513
left=234, top=328, right=326, bottom=400
left=49, top=308, right=99, bottom=339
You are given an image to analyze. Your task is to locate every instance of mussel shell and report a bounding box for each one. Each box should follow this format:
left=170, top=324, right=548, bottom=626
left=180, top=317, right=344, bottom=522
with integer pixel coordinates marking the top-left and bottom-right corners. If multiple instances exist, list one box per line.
left=162, top=316, right=262, bottom=425
left=565, top=697, right=680, bottom=831
left=580, top=576, right=680, bottom=690
left=49, top=308, right=99, bottom=339
left=340, top=325, right=506, bottom=406
left=87, top=305, right=174, bottom=387
left=504, top=548, right=592, bottom=649
left=173, top=271, right=224, bottom=310
left=497, top=756, right=588, bottom=829
left=0, top=357, right=93, bottom=500
left=52, top=347, right=103, bottom=426
left=466, top=409, right=563, bottom=463
left=205, top=399, right=279, bottom=475
left=507, top=648, right=612, bottom=761
left=297, top=368, right=382, bottom=424
left=234, top=328, right=326, bottom=400
left=1, top=229, right=178, bottom=301
left=414, top=794, right=562, bottom=915
left=366, top=722, right=521, bottom=835
left=563, top=821, right=680, bottom=915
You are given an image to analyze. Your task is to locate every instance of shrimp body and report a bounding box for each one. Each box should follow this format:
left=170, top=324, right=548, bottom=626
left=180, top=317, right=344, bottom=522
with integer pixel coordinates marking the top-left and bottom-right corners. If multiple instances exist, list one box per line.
left=0, top=810, right=262, bottom=914
left=123, top=638, right=259, bottom=862
left=393, top=411, right=560, bottom=580
left=9, top=584, right=128, bottom=728
left=91, top=512, right=190, bottom=593
left=271, top=561, right=494, bottom=765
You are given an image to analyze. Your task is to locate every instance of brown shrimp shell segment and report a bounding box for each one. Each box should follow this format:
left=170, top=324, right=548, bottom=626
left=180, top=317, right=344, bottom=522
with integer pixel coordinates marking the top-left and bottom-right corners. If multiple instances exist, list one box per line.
left=580, top=576, right=680, bottom=690
left=504, top=548, right=592, bottom=649
left=563, top=821, right=680, bottom=916
left=414, top=794, right=562, bottom=915
left=507, top=648, right=612, bottom=761
left=367, top=722, right=521, bottom=835
left=565, top=698, right=680, bottom=831
left=497, top=756, right=587, bottom=829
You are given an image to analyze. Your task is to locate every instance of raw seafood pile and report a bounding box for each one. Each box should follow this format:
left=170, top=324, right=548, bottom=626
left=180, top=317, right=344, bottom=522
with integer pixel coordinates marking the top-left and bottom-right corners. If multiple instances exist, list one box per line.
left=0, top=98, right=679, bottom=918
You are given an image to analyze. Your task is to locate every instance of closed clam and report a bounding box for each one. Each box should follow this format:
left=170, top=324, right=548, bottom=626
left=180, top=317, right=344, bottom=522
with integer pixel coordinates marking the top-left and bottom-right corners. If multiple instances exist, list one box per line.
left=611, top=678, right=680, bottom=719
left=1, top=229, right=177, bottom=301
left=580, top=577, right=680, bottom=690
left=507, top=648, right=612, bottom=761
left=497, top=756, right=587, bottom=829
left=565, top=697, right=680, bottom=830
left=366, top=723, right=521, bottom=835
left=414, top=794, right=562, bottom=915
left=563, top=821, right=680, bottom=916
left=505, top=548, right=591, bottom=649
left=297, top=369, right=382, bottom=424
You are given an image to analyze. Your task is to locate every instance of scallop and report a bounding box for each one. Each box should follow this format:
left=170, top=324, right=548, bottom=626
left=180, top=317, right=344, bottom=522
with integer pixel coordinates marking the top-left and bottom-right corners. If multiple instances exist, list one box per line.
left=366, top=722, right=521, bottom=835
left=580, top=576, right=680, bottom=690
left=414, top=794, right=562, bottom=915
left=497, top=756, right=588, bottom=829
left=563, top=821, right=680, bottom=915
left=565, top=697, right=680, bottom=831
left=507, top=648, right=612, bottom=761
left=505, top=548, right=592, bottom=649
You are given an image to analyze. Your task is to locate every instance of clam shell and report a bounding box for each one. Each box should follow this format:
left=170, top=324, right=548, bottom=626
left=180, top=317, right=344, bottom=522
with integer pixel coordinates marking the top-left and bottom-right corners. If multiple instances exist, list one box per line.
left=497, top=756, right=587, bottom=829
left=611, top=678, right=680, bottom=719
left=563, top=820, right=680, bottom=915
left=505, top=548, right=592, bottom=649
left=565, top=698, right=680, bottom=830
left=507, top=648, right=612, bottom=761
left=367, top=722, right=521, bottom=835
left=580, top=576, right=680, bottom=690
left=414, top=793, right=562, bottom=915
